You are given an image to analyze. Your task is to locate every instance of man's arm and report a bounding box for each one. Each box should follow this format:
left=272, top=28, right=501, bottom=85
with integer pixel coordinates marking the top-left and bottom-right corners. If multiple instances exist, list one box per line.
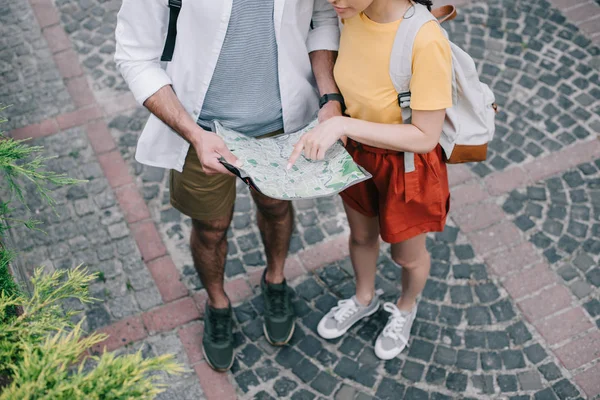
left=309, top=50, right=342, bottom=121
left=114, top=0, right=172, bottom=105
left=115, top=0, right=238, bottom=175
left=309, top=0, right=342, bottom=122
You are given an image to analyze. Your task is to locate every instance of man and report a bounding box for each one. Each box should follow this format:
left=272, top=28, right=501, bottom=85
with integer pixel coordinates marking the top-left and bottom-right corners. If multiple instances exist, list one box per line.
left=115, top=0, right=342, bottom=372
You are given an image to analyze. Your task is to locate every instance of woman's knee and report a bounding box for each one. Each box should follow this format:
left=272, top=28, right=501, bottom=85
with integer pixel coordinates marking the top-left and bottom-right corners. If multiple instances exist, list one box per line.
left=350, top=229, right=379, bottom=247
left=392, top=249, right=430, bottom=270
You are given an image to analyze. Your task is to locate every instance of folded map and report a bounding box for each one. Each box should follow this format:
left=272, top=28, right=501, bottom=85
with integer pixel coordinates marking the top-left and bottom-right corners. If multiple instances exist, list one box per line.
left=214, top=119, right=372, bottom=200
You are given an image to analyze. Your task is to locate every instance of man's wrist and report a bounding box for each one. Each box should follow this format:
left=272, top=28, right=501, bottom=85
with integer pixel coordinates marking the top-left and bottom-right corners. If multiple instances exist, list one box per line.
left=319, top=93, right=346, bottom=114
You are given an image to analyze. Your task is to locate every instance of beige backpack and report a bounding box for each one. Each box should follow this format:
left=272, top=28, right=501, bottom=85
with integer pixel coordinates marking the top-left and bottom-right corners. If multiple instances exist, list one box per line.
left=390, top=4, right=497, bottom=176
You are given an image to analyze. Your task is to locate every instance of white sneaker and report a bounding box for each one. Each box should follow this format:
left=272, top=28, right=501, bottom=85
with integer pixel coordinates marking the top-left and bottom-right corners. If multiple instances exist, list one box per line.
left=374, top=302, right=417, bottom=360
left=317, top=289, right=384, bottom=340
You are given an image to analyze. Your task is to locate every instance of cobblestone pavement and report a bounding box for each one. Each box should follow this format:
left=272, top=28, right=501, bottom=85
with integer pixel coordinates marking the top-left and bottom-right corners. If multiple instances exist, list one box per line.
left=0, top=0, right=74, bottom=130
left=229, top=230, right=583, bottom=400
left=2, top=0, right=600, bottom=398
left=504, top=160, right=600, bottom=329
left=444, top=0, right=600, bottom=177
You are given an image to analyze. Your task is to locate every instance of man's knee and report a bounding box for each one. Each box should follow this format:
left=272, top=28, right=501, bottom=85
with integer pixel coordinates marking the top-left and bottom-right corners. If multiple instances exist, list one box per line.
left=191, top=217, right=231, bottom=246
left=253, top=193, right=291, bottom=220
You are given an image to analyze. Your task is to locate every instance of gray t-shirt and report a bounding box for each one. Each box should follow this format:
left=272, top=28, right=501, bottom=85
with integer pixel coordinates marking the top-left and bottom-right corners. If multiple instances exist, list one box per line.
left=198, top=0, right=283, bottom=137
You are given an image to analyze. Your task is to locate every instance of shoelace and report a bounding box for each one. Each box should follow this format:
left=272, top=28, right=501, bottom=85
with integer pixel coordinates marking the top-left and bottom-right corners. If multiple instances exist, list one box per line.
left=209, top=312, right=230, bottom=343
left=333, top=299, right=359, bottom=323
left=381, top=302, right=408, bottom=342
left=268, top=286, right=288, bottom=316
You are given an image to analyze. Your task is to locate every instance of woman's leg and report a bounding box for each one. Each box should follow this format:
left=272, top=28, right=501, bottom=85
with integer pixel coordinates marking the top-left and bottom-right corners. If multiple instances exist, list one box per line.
left=390, top=233, right=430, bottom=311
left=343, top=201, right=381, bottom=306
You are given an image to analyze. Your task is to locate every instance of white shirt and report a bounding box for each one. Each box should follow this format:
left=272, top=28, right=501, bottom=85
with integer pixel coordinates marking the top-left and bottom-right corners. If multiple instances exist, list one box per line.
left=115, top=0, right=340, bottom=172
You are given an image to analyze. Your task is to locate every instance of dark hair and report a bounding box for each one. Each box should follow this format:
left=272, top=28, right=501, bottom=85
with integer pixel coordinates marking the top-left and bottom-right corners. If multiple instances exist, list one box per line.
left=413, top=0, right=433, bottom=11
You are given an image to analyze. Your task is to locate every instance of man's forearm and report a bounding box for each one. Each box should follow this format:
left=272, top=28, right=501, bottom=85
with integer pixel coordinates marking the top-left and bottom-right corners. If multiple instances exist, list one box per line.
left=143, top=85, right=203, bottom=146
left=309, top=50, right=339, bottom=96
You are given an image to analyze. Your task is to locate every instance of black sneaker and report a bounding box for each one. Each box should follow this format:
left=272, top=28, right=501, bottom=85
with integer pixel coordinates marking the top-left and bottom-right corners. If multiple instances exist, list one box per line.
left=261, top=270, right=295, bottom=346
left=202, top=302, right=234, bottom=371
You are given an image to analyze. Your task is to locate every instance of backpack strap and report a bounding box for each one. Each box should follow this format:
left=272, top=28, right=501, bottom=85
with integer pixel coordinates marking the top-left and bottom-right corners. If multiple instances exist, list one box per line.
left=389, top=3, right=436, bottom=198
left=161, top=0, right=182, bottom=62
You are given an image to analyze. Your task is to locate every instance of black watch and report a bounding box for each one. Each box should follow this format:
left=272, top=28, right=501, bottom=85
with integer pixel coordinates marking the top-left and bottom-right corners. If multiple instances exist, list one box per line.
left=319, top=93, right=346, bottom=114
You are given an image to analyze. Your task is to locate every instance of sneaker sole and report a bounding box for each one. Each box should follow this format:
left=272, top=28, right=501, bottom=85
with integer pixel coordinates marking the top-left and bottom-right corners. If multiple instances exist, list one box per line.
left=263, top=321, right=295, bottom=346
left=202, top=343, right=235, bottom=372
left=318, top=302, right=380, bottom=340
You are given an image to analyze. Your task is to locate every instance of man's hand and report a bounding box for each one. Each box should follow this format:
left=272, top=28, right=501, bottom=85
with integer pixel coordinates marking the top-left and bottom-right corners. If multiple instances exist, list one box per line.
left=191, top=127, right=242, bottom=176
left=287, top=116, right=347, bottom=169
left=318, top=100, right=343, bottom=123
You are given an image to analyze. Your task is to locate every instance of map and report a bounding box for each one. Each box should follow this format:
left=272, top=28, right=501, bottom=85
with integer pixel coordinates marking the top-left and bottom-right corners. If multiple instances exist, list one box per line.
left=214, top=119, right=372, bottom=200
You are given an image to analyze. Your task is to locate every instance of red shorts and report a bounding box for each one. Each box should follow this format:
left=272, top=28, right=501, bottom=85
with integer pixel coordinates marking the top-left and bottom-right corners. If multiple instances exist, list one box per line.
left=340, top=140, right=450, bottom=243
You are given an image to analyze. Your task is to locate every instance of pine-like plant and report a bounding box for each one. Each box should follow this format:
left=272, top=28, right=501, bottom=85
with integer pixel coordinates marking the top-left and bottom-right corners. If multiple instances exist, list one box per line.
left=0, top=110, right=183, bottom=398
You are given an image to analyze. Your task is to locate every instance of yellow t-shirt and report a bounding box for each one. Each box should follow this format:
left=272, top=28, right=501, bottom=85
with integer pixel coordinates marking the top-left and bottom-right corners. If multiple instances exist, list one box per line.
left=334, top=13, right=453, bottom=125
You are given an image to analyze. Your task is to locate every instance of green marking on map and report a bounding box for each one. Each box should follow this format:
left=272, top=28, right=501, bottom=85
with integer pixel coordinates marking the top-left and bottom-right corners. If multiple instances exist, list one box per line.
left=248, top=159, right=258, bottom=166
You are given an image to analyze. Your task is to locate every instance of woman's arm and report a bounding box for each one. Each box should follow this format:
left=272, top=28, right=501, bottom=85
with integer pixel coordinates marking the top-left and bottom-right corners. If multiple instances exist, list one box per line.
left=287, top=109, right=446, bottom=167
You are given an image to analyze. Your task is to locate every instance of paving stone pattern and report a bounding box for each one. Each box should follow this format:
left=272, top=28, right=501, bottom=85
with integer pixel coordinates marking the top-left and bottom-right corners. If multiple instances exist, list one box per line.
left=445, top=0, right=600, bottom=177
left=0, top=0, right=74, bottom=130
left=228, top=223, right=581, bottom=400
left=5, top=129, right=164, bottom=333
left=108, top=108, right=349, bottom=293
left=53, top=0, right=128, bottom=100
left=504, top=158, right=600, bottom=328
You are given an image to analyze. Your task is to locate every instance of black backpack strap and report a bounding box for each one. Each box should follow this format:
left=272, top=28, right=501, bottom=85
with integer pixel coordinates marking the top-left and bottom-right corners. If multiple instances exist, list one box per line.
left=161, top=0, right=182, bottom=62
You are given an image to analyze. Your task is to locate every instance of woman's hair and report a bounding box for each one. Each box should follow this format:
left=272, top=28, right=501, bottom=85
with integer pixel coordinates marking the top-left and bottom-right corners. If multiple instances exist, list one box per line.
left=412, top=0, right=433, bottom=11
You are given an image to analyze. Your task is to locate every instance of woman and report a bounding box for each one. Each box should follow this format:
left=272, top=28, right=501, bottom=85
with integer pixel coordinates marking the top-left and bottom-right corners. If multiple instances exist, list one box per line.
left=288, top=0, right=452, bottom=360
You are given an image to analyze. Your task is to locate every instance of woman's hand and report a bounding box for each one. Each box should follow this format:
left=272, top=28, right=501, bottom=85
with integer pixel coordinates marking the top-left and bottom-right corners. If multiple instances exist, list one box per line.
left=287, top=116, right=348, bottom=169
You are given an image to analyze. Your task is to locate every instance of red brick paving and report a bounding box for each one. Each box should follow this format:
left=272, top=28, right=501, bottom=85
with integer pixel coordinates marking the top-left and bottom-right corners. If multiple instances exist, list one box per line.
left=574, top=363, right=600, bottom=398
left=10, top=118, right=58, bottom=140
left=298, top=234, right=349, bottom=271
left=449, top=181, right=489, bottom=208
left=53, top=49, right=84, bottom=79
left=56, top=105, right=103, bottom=130
left=516, top=284, right=573, bottom=321
left=503, top=262, right=557, bottom=299
left=115, top=184, right=151, bottom=224
left=178, top=322, right=205, bottom=365
left=451, top=201, right=504, bottom=233
left=554, top=330, right=600, bottom=370
left=467, top=221, right=522, bottom=255
left=194, top=363, right=238, bottom=400
left=97, top=150, right=135, bottom=189
left=42, top=25, right=71, bottom=54
left=146, top=256, right=189, bottom=303
left=484, top=166, right=529, bottom=196
left=142, top=297, right=201, bottom=334
left=533, top=307, right=595, bottom=346
left=484, top=242, right=542, bottom=278
left=130, top=220, right=168, bottom=262
left=447, top=164, right=475, bottom=188
left=30, top=1, right=60, bottom=28
left=90, top=315, right=147, bottom=354
left=65, top=76, right=96, bottom=108
left=86, top=120, right=117, bottom=154
left=224, top=277, right=254, bottom=305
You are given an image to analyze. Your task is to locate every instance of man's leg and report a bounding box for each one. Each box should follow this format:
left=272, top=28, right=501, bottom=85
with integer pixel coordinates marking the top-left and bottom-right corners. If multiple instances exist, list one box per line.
left=170, top=145, right=238, bottom=371
left=250, top=190, right=294, bottom=283
left=250, top=189, right=296, bottom=345
left=190, top=209, right=234, bottom=309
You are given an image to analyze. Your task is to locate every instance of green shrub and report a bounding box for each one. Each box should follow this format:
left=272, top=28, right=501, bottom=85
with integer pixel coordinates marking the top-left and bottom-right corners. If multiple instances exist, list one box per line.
left=0, top=110, right=183, bottom=398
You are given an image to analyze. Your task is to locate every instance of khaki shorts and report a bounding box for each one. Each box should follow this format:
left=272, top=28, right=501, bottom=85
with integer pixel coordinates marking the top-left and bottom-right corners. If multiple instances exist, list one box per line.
left=170, top=128, right=284, bottom=220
